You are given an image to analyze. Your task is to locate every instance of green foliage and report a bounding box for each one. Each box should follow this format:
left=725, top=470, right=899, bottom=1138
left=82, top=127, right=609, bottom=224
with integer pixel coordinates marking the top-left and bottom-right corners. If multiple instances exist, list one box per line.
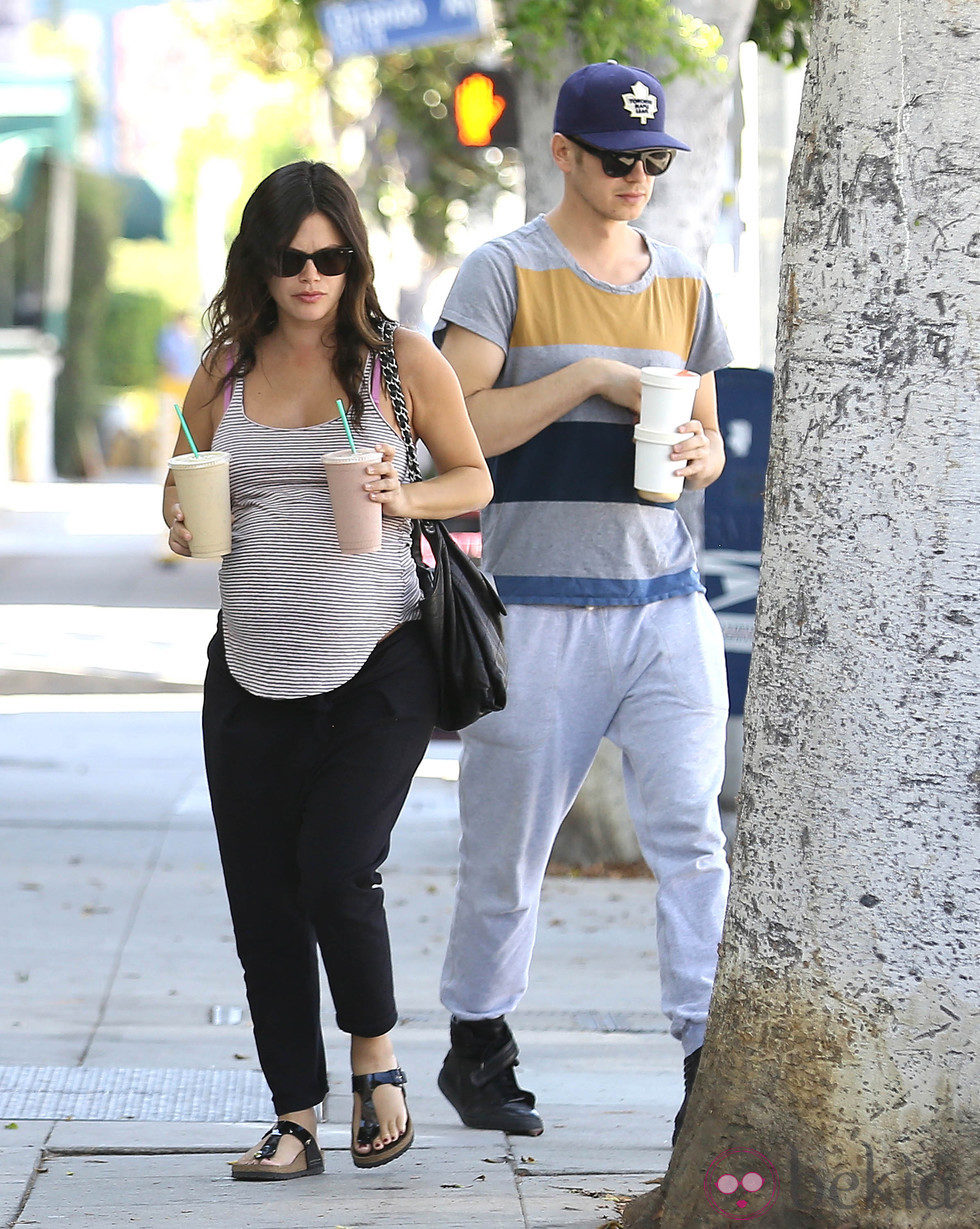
left=241, top=2, right=501, bottom=255
left=98, top=290, right=166, bottom=390
left=749, top=0, right=811, bottom=66
left=226, top=0, right=811, bottom=266
left=500, top=0, right=725, bottom=81
left=371, top=46, right=508, bottom=256
left=53, top=167, right=121, bottom=476
left=252, top=0, right=728, bottom=262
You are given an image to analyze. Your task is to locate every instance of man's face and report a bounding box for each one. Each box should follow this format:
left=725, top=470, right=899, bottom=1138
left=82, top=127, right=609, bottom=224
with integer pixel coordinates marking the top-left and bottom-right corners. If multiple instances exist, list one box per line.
left=564, top=143, right=655, bottom=222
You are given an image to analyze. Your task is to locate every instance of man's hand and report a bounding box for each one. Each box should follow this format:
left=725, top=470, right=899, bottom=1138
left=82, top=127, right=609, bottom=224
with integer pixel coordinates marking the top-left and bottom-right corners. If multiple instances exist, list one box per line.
left=587, top=358, right=643, bottom=418
left=671, top=422, right=724, bottom=489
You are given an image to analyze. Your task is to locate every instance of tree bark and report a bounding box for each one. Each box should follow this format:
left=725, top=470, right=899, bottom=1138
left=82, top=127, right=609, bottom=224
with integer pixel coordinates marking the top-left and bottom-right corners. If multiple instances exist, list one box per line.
left=629, top=1, right=980, bottom=1225
left=543, top=0, right=756, bottom=866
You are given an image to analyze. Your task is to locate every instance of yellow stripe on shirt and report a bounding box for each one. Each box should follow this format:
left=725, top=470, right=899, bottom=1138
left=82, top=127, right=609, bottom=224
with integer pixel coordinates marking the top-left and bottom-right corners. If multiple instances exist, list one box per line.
left=509, top=265, right=701, bottom=360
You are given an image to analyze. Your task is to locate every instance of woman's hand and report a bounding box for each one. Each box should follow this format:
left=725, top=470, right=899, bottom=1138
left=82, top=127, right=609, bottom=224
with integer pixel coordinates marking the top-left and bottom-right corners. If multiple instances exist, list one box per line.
left=364, top=443, right=414, bottom=519
left=168, top=505, right=193, bottom=557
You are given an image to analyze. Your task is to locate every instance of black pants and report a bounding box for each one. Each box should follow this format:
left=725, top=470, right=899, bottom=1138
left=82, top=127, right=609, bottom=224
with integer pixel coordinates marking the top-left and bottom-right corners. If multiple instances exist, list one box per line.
left=202, top=620, right=437, bottom=1115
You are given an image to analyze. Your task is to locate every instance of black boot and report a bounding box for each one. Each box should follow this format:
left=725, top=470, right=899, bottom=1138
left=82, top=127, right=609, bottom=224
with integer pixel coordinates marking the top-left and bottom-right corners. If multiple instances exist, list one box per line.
left=438, top=1016, right=544, bottom=1136
left=671, top=1045, right=702, bottom=1145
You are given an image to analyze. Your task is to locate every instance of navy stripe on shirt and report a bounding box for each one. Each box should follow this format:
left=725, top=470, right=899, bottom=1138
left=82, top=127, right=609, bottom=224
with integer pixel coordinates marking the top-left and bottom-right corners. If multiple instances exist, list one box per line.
left=489, top=420, right=664, bottom=505
left=493, top=568, right=705, bottom=606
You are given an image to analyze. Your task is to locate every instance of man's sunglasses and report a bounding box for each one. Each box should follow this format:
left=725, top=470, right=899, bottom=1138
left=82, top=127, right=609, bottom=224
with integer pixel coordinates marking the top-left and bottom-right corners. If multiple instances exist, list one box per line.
left=565, top=135, right=675, bottom=178
left=276, top=246, right=355, bottom=278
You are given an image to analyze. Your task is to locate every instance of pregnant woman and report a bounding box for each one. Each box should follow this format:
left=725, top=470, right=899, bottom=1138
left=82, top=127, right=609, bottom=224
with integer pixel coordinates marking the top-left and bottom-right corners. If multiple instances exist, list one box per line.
left=163, top=160, right=491, bottom=1179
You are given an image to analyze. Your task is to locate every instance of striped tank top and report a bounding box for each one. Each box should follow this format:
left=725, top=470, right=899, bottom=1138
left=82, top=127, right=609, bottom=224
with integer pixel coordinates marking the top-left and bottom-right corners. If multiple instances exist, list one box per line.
left=213, top=354, right=422, bottom=699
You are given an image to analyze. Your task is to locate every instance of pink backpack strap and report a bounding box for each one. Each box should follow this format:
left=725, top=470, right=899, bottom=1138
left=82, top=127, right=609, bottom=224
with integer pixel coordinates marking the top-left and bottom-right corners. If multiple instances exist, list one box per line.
left=371, top=349, right=382, bottom=407
left=223, top=348, right=235, bottom=411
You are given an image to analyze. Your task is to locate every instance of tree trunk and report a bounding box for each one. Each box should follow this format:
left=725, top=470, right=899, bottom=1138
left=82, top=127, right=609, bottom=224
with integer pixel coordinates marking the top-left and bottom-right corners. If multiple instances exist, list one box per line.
left=546, top=0, right=756, bottom=866
left=515, top=44, right=578, bottom=222
left=629, top=1, right=980, bottom=1225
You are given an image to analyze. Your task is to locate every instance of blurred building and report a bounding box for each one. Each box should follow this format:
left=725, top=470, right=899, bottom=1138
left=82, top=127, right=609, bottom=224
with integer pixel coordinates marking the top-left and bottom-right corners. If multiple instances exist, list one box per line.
left=1, top=0, right=193, bottom=481
left=0, top=53, right=75, bottom=480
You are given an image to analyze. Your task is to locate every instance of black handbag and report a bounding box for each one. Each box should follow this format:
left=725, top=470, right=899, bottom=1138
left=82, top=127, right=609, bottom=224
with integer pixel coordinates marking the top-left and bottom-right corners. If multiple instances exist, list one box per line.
left=374, top=323, right=507, bottom=731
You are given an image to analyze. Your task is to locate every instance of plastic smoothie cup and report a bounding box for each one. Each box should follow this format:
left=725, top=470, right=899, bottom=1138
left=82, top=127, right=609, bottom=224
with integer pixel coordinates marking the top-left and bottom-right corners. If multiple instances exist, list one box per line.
left=321, top=449, right=383, bottom=554
left=167, top=451, right=232, bottom=558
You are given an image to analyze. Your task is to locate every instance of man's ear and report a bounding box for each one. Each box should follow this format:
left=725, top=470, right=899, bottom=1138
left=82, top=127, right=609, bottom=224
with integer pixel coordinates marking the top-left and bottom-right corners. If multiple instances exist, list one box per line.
left=551, top=132, right=575, bottom=172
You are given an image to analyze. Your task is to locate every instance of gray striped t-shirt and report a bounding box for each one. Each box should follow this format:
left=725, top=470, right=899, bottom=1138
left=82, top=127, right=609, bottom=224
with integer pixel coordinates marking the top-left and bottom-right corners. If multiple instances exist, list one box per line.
left=435, top=215, right=733, bottom=606
left=213, top=356, right=421, bottom=699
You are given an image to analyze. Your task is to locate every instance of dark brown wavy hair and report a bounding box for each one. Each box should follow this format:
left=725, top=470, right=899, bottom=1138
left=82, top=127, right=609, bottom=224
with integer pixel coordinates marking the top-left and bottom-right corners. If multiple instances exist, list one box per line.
left=203, top=161, right=390, bottom=425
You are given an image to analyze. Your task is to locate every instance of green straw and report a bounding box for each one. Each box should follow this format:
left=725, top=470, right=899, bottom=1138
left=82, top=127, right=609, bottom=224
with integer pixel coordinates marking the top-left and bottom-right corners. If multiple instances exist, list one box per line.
left=336, top=399, right=358, bottom=455
left=173, top=403, right=200, bottom=458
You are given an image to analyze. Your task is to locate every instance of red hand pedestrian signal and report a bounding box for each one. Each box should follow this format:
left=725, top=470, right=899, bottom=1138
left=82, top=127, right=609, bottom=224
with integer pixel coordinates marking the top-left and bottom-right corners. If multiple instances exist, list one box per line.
left=454, top=72, right=508, bottom=147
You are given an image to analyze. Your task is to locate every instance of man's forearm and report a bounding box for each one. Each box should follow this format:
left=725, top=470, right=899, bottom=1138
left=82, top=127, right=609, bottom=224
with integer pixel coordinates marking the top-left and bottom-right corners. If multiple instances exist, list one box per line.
left=467, top=358, right=605, bottom=457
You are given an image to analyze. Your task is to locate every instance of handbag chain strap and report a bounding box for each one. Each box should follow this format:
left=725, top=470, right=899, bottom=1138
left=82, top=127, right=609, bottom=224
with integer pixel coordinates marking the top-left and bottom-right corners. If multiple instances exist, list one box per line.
left=374, top=320, right=424, bottom=486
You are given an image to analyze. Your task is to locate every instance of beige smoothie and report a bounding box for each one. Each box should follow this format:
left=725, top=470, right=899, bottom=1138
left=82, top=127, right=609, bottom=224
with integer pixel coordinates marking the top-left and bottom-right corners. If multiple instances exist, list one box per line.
left=168, top=451, right=232, bottom=558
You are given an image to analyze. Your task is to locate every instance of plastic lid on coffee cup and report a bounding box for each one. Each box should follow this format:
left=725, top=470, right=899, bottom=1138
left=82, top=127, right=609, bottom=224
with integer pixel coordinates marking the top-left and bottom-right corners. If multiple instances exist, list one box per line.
left=634, top=426, right=694, bottom=444
left=639, top=366, right=701, bottom=389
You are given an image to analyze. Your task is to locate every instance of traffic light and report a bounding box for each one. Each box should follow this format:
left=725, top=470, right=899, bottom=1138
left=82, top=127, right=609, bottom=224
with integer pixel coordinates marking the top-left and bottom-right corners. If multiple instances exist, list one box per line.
left=453, top=66, right=518, bottom=149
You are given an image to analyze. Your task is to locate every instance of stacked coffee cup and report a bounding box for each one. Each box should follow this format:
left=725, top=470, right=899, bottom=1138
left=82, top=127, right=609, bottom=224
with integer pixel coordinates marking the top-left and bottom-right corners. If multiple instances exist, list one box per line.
left=634, top=367, right=701, bottom=503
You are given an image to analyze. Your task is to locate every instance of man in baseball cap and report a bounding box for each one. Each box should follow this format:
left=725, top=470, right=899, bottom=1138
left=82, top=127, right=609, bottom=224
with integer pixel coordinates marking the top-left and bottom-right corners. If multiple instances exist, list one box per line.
left=434, top=61, right=731, bottom=1149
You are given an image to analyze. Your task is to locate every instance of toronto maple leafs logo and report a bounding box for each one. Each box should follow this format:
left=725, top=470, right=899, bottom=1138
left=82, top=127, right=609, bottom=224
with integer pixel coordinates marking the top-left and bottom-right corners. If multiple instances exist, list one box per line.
left=621, top=81, right=658, bottom=124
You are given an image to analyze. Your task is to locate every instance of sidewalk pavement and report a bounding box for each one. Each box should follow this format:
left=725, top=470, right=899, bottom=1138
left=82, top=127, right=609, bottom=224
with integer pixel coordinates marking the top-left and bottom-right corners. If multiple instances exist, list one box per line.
left=0, top=481, right=682, bottom=1229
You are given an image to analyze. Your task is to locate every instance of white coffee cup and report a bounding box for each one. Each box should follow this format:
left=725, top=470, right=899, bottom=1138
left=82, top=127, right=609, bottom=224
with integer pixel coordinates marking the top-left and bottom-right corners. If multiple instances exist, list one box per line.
left=639, top=367, right=701, bottom=434
left=635, top=367, right=701, bottom=502
left=634, top=424, right=694, bottom=503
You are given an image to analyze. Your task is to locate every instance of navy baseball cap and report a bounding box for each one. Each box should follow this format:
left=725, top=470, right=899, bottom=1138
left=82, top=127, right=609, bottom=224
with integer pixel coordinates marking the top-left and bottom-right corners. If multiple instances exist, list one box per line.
left=554, top=60, right=690, bottom=153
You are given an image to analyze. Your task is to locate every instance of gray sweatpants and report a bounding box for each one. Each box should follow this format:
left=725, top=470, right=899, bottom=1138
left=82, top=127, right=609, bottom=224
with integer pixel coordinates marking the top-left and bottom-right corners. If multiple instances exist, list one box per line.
left=440, top=593, right=730, bottom=1056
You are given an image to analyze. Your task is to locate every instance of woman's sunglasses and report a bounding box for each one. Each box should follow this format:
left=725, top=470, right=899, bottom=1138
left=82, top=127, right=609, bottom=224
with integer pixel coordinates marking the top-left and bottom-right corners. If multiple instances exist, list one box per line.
left=565, top=135, right=675, bottom=178
left=276, top=246, right=355, bottom=278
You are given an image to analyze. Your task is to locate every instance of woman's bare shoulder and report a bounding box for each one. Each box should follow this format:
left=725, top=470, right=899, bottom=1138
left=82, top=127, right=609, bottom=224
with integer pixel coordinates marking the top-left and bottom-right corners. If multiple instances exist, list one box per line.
left=199, top=343, right=236, bottom=383
left=391, top=325, right=445, bottom=376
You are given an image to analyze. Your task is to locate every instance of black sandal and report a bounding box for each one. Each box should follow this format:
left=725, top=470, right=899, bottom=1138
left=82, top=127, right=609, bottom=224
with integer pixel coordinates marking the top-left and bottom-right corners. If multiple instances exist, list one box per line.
left=230, top=1119, right=324, bottom=1181
left=351, top=1068, right=414, bottom=1168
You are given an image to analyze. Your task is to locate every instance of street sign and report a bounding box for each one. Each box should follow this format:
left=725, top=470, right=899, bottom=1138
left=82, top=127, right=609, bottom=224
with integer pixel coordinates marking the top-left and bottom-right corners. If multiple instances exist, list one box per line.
left=317, top=0, right=488, bottom=63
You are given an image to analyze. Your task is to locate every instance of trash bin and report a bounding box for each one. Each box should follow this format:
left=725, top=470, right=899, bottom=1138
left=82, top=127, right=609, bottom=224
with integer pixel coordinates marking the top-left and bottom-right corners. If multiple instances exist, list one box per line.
left=702, top=367, right=773, bottom=807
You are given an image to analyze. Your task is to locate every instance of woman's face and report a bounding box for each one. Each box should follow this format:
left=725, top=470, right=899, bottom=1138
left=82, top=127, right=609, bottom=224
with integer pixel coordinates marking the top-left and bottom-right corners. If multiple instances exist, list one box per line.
left=267, top=212, right=351, bottom=328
